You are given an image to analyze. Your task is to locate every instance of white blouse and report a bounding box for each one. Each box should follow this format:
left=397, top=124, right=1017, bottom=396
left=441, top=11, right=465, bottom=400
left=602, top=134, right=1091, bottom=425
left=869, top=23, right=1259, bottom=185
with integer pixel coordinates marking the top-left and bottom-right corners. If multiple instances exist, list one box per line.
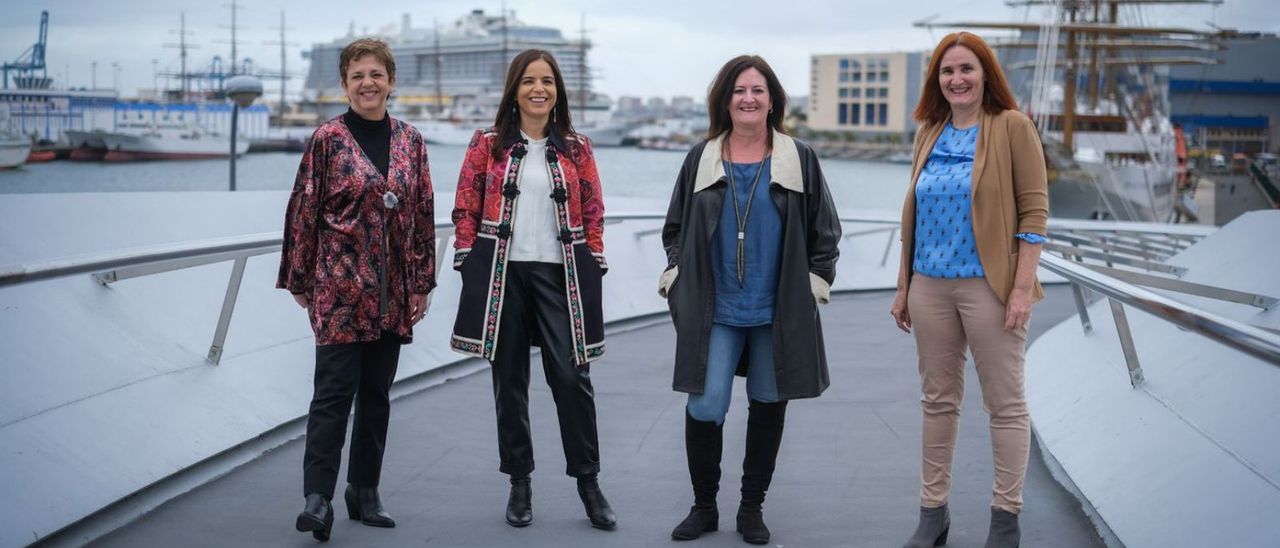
left=509, top=132, right=564, bottom=263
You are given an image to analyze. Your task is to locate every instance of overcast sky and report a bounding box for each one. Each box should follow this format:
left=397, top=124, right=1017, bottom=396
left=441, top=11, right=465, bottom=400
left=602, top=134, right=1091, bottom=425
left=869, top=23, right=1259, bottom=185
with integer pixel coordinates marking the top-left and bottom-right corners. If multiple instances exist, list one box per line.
left=2, top=0, right=1274, bottom=102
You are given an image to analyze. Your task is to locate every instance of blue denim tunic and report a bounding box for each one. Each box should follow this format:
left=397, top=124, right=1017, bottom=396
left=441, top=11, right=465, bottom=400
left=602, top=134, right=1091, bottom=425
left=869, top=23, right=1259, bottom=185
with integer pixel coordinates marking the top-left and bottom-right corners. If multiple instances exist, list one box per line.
left=712, top=159, right=782, bottom=326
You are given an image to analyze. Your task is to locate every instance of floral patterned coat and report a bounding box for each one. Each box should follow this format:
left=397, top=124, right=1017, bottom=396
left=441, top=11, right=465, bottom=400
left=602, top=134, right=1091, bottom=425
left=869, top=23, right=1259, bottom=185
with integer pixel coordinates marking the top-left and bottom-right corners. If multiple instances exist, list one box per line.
left=450, top=127, right=607, bottom=364
left=277, top=115, right=436, bottom=345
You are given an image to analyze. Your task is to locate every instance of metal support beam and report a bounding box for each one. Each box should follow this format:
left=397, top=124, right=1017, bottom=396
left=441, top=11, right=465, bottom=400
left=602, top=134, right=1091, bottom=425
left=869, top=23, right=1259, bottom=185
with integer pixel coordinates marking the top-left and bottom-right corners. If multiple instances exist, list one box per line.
left=881, top=227, right=899, bottom=267
left=207, top=257, right=248, bottom=365
left=1043, top=242, right=1187, bottom=275
left=1086, top=264, right=1280, bottom=309
left=1047, top=230, right=1169, bottom=262
left=93, top=246, right=279, bottom=285
left=1108, top=299, right=1145, bottom=387
left=1071, top=282, right=1094, bottom=333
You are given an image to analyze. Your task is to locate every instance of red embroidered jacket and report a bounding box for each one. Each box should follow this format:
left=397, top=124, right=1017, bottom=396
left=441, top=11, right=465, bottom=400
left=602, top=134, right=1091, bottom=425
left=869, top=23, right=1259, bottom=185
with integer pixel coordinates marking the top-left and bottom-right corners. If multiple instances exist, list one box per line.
left=277, top=116, right=436, bottom=345
left=449, top=128, right=608, bottom=364
left=451, top=128, right=606, bottom=269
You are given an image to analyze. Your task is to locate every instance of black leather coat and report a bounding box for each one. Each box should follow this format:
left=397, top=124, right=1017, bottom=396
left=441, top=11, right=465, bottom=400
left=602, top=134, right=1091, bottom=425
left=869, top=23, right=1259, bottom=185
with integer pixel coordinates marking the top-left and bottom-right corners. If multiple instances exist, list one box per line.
left=662, top=131, right=841, bottom=400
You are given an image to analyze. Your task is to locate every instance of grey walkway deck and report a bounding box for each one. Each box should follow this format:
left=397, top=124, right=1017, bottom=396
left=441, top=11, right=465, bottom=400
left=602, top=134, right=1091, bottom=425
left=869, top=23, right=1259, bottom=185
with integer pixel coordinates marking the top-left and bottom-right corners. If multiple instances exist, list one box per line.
left=92, top=287, right=1103, bottom=547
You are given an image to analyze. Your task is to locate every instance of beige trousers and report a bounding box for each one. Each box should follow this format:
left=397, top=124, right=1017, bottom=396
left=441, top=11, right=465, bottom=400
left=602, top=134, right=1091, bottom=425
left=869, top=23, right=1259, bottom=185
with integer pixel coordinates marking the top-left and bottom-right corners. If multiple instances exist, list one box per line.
left=907, top=274, right=1030, bottom=514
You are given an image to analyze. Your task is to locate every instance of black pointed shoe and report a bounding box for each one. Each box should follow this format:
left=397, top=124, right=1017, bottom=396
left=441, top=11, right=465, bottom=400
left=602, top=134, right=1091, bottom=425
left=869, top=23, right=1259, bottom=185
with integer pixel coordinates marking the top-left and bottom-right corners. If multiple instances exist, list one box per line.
left=344, top=484, right=395, bottom=528
left=506, top=476, right=533, bottom=527
left=577, top=477, right=617, bottom=530
left=295, top=493, right=334, bottom=542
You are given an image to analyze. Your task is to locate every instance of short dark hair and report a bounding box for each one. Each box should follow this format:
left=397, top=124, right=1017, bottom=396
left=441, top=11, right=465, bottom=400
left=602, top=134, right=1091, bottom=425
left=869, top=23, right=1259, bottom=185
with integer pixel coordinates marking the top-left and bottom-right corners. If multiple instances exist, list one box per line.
left=706, top=55, right=788, bottom=144
left=491, top=49, right=577, bottom=160
left=339, top=38, right=397, bottom=82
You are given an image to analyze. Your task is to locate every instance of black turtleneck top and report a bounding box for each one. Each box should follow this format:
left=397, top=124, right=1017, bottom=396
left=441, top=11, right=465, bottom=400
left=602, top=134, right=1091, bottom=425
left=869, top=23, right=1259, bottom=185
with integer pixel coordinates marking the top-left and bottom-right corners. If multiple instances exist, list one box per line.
left=342, top=108, right=391, bottom=179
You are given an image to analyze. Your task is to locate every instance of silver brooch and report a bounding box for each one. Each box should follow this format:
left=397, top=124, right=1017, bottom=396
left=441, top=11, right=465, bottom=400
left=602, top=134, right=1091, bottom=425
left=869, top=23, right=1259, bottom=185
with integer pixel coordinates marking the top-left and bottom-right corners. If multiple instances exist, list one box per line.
left=383, top=191, right=399, bottom=210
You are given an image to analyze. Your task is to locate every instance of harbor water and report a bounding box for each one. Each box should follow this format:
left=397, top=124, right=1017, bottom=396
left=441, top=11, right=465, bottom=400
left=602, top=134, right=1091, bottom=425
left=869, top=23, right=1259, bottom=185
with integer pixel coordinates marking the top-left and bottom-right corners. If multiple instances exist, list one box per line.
left=0, top=145, right=914, bottom=213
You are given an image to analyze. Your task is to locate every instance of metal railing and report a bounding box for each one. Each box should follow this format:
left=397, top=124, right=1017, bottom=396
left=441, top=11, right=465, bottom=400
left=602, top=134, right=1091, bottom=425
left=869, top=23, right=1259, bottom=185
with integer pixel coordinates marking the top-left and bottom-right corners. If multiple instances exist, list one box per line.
left=0, top=225, right=454, bottom=364
left=0, top=213, right=907, bottom=365
left=1041, top=227, right=1280, bottom=386
left=16, top=212, right=1273, bottom=378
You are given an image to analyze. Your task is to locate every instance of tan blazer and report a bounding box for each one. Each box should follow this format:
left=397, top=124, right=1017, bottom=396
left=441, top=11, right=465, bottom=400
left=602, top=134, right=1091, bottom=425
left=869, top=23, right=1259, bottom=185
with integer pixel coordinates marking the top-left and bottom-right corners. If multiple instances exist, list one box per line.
left=898, top=108, right=1050, bottom=304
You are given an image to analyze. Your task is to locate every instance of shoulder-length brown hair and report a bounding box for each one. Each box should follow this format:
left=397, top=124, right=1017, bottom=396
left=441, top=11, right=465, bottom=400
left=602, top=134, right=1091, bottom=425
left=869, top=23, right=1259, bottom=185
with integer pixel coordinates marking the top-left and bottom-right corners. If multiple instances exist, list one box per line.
left=913, top=32, right=1018, bottom=126
left=491, top=49, right=576, bottom=160
left=706, top=55, right=788, bottom=146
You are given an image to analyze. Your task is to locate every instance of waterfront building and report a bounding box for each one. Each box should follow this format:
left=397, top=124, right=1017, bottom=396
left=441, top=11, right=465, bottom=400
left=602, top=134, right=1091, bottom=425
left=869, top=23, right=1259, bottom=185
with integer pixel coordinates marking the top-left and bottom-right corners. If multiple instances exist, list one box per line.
left=1168, top=33, right=1280, bottom=156
left=807, top=51, right=929, bottom=141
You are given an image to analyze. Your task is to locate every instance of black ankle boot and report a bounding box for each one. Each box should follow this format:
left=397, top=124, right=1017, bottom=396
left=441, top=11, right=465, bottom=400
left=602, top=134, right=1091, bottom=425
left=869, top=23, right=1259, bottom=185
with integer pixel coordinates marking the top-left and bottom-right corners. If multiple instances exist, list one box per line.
left=295, top=493, right=334, bottom=541
left=984, top=507, right=1020, bottom=548
left=672, top=410, right=723, bottom=540
left=737, top=400, right=787, bottom=545
left=506, top=476, right=533, bottom=527
left=903, top=504, right=950, bottom=547
left=343, top=484, right=395, bottom=528
left=577, top=476, right=617, bottom=530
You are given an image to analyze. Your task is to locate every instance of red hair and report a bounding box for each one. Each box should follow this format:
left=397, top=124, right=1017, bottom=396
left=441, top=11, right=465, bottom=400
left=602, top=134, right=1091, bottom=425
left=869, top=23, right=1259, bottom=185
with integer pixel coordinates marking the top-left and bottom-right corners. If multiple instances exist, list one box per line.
left=912, top=32, right=1018, bottom=125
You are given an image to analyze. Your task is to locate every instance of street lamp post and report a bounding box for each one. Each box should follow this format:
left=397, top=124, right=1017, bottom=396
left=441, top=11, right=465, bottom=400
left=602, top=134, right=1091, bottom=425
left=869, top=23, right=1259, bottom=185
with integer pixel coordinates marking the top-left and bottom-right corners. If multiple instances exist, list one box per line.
left=224, top=75, right=262, bottom=192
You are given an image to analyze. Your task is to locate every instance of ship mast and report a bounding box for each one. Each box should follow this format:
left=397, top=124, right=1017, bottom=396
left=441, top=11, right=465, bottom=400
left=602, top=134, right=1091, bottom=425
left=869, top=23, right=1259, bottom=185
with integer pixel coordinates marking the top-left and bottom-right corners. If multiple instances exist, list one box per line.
left=162, top=12, right=199, bottom=100
left=578, top=13, right=588, bottom=118
left=1063, top=6, right=1078, bottom=148
left=433, top=19, right=444, bottom=116
left=265, top=11, right=297, bottom=118
left=916, top=0, right=1225, bottom=150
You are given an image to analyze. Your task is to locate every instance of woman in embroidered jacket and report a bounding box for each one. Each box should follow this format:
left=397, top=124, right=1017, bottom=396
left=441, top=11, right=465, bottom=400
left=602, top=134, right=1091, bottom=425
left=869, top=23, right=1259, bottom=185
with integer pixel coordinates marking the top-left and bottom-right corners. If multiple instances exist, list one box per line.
left=449, top=49, right=614, bottom=531
left=277, top=38, right=435, bottom=541
left=661, top=55, right=841, bottom=545
left=892, top=32, right=1049, bottom=548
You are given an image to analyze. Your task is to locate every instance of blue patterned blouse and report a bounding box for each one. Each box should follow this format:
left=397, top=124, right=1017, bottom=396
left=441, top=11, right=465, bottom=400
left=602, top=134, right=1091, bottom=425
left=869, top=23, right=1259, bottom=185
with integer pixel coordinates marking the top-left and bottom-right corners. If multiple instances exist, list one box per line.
left=914, top=123, right=1044, bottom=279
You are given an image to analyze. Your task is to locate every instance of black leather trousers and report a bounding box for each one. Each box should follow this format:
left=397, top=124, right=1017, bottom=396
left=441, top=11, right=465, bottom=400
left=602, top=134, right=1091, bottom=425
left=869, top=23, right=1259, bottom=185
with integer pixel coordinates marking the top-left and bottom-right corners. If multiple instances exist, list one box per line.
left=491, top=261, right=601, bottom=478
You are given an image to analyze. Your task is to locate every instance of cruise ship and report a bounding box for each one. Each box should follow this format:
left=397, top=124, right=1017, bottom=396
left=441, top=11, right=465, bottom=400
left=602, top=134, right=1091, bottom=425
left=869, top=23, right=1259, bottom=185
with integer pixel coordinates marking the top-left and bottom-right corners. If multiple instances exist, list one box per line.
left=303, top=10, right=634, bottom=145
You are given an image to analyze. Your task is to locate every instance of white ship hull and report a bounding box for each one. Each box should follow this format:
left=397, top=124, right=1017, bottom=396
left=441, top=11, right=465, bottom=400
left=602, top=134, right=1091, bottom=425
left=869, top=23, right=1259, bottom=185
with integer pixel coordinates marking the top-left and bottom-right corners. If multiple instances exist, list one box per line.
left=98, top=130, right=249, bottom=162
left=577, top=121, right=637, bottom=147
left=0, top=138, right=32, bottom=169
left=1045, top=130, right=1178, bottom=222
left=412, top=119, right=482, bottom=147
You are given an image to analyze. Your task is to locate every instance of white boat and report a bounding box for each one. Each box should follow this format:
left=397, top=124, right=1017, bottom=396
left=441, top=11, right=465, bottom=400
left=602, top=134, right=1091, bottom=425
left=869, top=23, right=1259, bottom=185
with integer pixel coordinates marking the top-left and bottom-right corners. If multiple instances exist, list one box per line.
left=97, top=123, right=249, bottom=162
left=885, top=151, right=913, bottom=164
left=411, top=119, right=481, bottom=147
left=0, top=135, right=32, bottom=169
left=576, top=120, right=638, bottom=147
left=0, top=110, right=33, bottom=169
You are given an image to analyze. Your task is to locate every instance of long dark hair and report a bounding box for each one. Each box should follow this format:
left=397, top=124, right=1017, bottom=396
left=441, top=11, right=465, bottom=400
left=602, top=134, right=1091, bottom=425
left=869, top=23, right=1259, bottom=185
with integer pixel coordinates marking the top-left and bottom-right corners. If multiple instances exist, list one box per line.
left=706, top=55, right=788, bottom=146
left=491, top=49, right=576, bottom=160
left=913, top=32, right=1018, bottom=125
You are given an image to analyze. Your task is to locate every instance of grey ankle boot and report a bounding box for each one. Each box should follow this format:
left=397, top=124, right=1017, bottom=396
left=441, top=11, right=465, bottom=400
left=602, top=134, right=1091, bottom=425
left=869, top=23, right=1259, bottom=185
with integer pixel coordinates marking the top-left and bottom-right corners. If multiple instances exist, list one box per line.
left=984, top=508, right=1020, bottom=548
left=903, top=504, right=950, bottom=547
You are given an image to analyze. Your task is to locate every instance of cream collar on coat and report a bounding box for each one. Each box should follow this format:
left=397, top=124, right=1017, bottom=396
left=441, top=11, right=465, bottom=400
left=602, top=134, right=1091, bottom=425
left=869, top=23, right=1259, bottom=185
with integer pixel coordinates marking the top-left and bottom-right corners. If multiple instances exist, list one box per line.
left=694, top=130, right=803, bottom=193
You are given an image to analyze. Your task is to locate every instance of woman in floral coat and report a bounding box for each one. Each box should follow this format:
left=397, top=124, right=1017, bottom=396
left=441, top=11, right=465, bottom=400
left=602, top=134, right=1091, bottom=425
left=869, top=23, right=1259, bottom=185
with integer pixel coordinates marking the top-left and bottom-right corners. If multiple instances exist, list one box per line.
left=449, top=49, right=613, bottom=531
left=277, top=38, right=435, bottom=541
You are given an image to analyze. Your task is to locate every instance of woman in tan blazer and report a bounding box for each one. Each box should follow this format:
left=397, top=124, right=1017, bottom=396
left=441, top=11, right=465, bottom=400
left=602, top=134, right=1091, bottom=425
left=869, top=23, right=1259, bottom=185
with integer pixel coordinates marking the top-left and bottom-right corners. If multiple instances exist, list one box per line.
left=892, top=32, right=1049, bottom=548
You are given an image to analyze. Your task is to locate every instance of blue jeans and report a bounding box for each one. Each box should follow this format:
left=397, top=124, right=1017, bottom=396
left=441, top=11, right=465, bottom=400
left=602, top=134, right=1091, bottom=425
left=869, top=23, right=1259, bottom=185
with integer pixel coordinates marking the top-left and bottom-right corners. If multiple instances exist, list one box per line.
left=687, top=323, right=780, bottom=425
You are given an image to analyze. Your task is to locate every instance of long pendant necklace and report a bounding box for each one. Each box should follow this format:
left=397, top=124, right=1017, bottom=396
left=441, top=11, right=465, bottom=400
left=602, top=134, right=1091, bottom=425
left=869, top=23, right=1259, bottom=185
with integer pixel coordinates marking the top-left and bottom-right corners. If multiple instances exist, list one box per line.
left=725, top=142, right=769, bottom=287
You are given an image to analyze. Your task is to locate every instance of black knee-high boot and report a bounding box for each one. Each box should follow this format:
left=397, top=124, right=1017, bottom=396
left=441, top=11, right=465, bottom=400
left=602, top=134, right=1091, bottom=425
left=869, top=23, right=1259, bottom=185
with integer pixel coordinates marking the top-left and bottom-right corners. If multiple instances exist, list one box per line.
left=672, top=411, right=723, bottom=540
left=737, top=400, right=787, bottom=545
